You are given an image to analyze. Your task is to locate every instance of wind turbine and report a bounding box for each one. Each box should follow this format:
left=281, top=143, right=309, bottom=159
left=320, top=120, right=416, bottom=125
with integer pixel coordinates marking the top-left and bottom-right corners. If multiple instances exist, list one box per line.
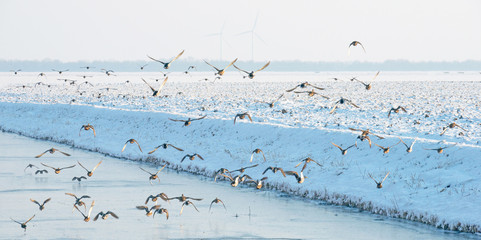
left=206, top=21, right=230, bottom=61
left=237, top=14, right=266, bottom=61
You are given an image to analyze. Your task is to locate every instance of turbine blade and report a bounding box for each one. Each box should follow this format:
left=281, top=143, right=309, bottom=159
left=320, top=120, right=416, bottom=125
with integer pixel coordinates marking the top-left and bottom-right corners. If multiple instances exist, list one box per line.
left=221, top=20, right=226, bottom=34
left=252, top=13, right=259, bottom=31
left=223, top=38, right=233, bottom=48
left=254, top=33, right=267, bottom=44
left=236, top=31, right=252, bottom=36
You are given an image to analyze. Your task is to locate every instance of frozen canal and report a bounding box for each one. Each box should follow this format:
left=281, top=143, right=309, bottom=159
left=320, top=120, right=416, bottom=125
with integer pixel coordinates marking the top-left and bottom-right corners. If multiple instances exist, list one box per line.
left=0, top=132, right=477, bottom=239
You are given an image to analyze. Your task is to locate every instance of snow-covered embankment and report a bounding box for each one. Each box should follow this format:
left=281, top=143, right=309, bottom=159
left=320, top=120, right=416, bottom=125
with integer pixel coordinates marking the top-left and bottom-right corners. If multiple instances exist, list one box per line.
left=0, top=102, right=480, bottom=233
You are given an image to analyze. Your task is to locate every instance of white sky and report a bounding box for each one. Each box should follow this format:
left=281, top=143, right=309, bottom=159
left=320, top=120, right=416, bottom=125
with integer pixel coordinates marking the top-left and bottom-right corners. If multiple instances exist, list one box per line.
left=1, top=0, right=480, bottom=62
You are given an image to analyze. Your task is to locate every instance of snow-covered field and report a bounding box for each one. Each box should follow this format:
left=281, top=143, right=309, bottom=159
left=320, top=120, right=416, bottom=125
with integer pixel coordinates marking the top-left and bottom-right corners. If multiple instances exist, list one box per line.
left=0, top=71, right=480, bottom=233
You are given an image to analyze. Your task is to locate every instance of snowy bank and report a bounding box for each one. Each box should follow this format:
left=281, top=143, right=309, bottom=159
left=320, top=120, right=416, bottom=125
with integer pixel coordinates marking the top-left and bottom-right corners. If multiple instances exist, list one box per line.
left=1, top=102, right=480, bottom=233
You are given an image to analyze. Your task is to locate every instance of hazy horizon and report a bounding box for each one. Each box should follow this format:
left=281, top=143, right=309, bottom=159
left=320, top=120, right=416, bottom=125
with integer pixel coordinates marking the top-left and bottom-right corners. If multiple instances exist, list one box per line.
left=1, top=59, right=480, bottom=72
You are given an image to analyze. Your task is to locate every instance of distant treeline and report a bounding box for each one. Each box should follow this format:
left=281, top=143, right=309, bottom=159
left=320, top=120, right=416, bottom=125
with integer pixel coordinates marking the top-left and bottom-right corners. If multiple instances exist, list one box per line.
left=0, top=59, right=480, bottom=72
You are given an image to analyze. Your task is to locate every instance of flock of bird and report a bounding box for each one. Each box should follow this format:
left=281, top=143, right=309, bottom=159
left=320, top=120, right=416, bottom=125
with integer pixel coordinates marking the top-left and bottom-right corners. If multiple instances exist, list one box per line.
left=9, top=40, right=469, bottom=232
left=18, top=141, right=232, bottom=232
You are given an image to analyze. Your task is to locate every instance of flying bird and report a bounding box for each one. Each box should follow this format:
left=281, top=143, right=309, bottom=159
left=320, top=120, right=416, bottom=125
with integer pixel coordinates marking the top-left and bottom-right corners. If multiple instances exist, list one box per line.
left=388, top=106, right=407, bottom=118
left=145, top=193, right=170, bottom=205
left=348, top=41, right=366, bottom=55
left=10, top=69, right=22, bottom=75
left=65, top=193, right=91, bottom=212
left=230, top=164, right=259, bottom=174
left=233, top=61, right=270, bottom=79
left=330, top=98, right=359, bottom=114
left=100, top=69, right=115, bottom=76
left=374, top=141, right=401, bottom=154
left=349, top=128, right=384, bottom=140
left=285, top=171, right=306, bottom=184
left=184, top=65, right=196, bottom=74
left=159, top=71, right=171, bottom=77
left=122, top=139, right=142, bottom=152
left=30, top=198, right=51, bottom=211
left=246, top=176, right=268, bottom=189
left=93, top=211, right=119, bottom=221
left=52, top=69, right=69, bottom=74
left=181, top=154, right=204, bottom=162
left=354, top=71, right=380, bottom=90
left=331, top=142, right=357, bottom=155
left=78, top=81, right=94, bottom=88
left=78, top=75, right=93, bottom=79
left=424, top=144, right=456, bottom=154
left=72, top=176, right=87, bottom=182
left=440, top=123, right=467, bottom=136
left=250, top=148, right=266, bottom=162
left=24, top=164, right=39, bottom=172
left=148, top=50, right=185, bottom=69
left=10, top=215, right=35, bottom=232
left=294, top=157, right=322, bottom=171
left=139, top=164, right=167, bottom=185
left=78, top=160, right=102, bottom=177
left=180, top=200, right=200, bottom=215
left=79, top=124, right=96, bottom=137
left=214, top=168, right=232, bottom=182
left=17, top=84, right=32, bottom=89
left=35, top=148, right=71, bottom=158
left=294, top=89, right=329, bottom=99
left=234, top=112, right=252, bottom=125
left=57, top=78, right=77, bottom=85
left=286, top=82, right=324, bottom=92
left=349, top=128, right=384, bottom=147
left=74, top=200, right=95, bottom=222
left=168, top=194, right=203, bottom=202
left=141, top=77, right=168, bottom=97
left=169, top=115, right=207, bottom=127
left=368, top=172, right=390, bottom=188
left=209, top=198, right=226, bottom=212
left=204, top=58, right=238, bottom=76
left=35, top=169, right=48, bottom=175
left=262, top=166, right=286, bottom=177
left=262, top=94, right=284, bottom=108
left=140, top=64, right=148, bottom=70
left=399, top=137, right=417, bottom=153
left=41, top=163, right=76, bottom=174
left=34, top=82, right=48, bottom=88
left=148, top=143, right=183, bottom=154
left=153, top=208, right=169, bottom=220
left=218, top=174, right=252, bottom=187
left=137, top=205, right=161, bottom=217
